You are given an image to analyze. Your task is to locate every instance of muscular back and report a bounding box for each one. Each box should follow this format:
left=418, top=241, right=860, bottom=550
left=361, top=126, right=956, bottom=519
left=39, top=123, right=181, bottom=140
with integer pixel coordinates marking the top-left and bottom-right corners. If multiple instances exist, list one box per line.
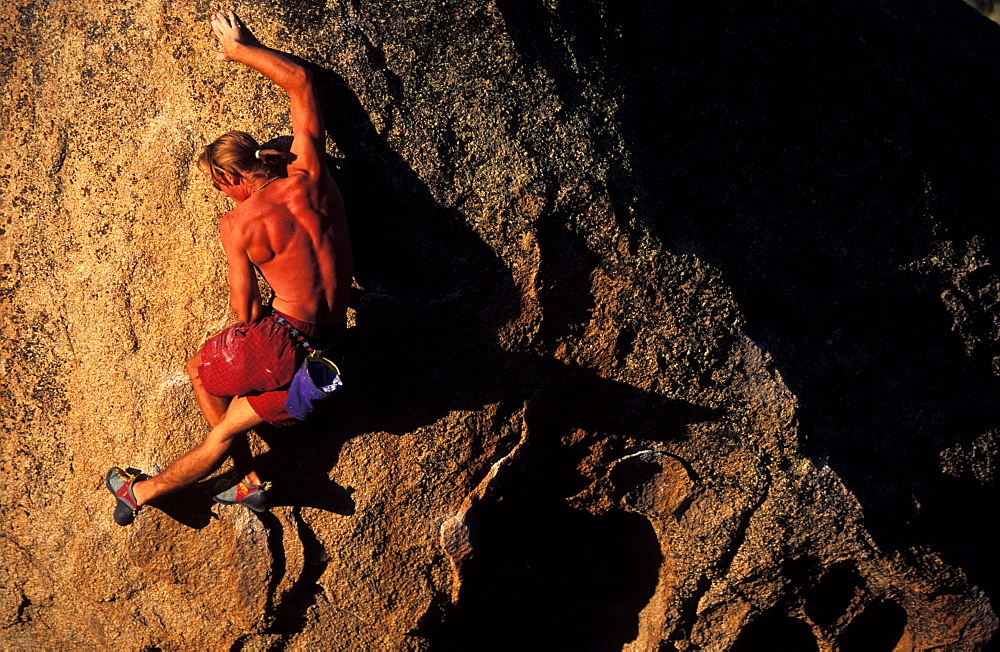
left=221, top=170, right=352, bottom=325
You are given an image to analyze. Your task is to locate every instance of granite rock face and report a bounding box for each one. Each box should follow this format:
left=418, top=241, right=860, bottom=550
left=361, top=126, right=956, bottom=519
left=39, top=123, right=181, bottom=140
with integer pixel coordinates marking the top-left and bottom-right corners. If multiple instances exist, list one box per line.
left=2, top=0, right=999, bottom=648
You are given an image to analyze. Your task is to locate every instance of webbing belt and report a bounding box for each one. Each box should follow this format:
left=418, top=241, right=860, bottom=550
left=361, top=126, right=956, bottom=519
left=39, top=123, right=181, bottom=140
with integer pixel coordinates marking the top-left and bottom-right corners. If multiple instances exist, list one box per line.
left=271, top=312, right=317, bottom=353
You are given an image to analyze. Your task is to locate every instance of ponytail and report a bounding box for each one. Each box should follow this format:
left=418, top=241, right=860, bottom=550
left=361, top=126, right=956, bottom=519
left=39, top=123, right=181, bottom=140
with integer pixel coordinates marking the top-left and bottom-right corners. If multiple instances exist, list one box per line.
left=197, top=131, right=292, bottom=184
left=255, top=148, right=294, bottom=172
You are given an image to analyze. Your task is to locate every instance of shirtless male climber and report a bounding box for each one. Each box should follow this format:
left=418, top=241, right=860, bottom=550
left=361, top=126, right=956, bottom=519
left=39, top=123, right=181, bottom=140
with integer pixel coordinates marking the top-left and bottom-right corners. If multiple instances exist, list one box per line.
left=106, top=10, right=352, bottom=526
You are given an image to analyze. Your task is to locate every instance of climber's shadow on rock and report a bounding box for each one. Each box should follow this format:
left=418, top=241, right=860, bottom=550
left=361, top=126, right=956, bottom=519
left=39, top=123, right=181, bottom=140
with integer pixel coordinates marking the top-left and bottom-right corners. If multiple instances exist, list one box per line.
left=146, top=483, right=216, bottom=529
left=299, top=63, right=721, bottom=448
left=147, top=459, right=355, bottom=528
left=222, top=433, right=357, bottom=516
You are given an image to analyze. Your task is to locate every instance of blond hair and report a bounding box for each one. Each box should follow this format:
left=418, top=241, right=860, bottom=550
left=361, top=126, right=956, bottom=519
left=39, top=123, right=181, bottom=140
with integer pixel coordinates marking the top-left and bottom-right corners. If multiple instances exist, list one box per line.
left=197, top=130, right=292, bottom=184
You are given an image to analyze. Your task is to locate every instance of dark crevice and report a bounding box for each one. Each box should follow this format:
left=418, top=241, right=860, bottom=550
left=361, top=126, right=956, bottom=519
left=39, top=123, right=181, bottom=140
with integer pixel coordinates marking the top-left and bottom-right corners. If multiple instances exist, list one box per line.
left=15, top=593, right=31, bottom=624
left=804, top=561, right=864, bottom=628
left=260, top=512, right=288, bottom=623
left=712, top=460, right=773, bottom=569
left=731, top=610, right=819, bottom=651
left=666, top=574, right=712, bottom=647
left=264, top=507, right=329, bottom=644
left=837, top=599, right=907, bottom=652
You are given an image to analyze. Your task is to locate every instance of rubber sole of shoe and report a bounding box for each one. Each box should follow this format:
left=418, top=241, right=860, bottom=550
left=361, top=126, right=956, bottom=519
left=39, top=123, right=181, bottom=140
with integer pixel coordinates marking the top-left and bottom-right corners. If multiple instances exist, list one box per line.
left=106, top=467, right=142, bottom=526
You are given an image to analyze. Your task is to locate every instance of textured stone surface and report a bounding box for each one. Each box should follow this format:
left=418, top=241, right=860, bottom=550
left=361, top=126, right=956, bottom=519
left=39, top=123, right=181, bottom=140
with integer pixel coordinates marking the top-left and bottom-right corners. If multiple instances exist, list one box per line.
left=2, top=0, right=1000, bottom=648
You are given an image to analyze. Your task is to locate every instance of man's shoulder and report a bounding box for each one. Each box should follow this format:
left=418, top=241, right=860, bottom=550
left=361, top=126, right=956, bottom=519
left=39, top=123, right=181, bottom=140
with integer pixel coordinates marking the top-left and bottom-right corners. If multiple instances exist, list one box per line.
left=218, top=206, right=257, bottom=249
left=286, top=166, right=340, bottom=197
left=220, top=201, right=269, bottom=228
left=219, top=209, right=241, bottom=236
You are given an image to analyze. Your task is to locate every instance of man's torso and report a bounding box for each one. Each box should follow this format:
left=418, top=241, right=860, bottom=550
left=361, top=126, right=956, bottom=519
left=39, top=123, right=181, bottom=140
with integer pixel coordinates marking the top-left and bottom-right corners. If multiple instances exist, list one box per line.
left=222, top=172, right=353, bottom=325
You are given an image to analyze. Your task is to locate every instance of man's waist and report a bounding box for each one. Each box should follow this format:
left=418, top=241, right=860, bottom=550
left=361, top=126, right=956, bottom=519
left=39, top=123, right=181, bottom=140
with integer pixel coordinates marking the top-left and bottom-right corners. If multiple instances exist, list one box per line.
left=268, top=307, right=346, bottom=351
left=269, top=298, right=347, bottom=327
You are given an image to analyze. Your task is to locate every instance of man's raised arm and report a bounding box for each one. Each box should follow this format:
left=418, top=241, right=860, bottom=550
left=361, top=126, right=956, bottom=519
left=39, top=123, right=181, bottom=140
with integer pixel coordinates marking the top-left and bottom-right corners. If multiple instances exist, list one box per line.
left=211, top=11, right=326, bottom=179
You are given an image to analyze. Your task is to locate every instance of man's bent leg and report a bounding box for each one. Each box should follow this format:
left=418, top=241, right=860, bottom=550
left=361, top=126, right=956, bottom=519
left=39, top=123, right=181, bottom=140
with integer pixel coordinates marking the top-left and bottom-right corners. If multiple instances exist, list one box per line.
left=132, top=397, right=264, bottom=506
left=188, top=351, right=262, bottom=484
left=187, top=350, right=230, bottom=428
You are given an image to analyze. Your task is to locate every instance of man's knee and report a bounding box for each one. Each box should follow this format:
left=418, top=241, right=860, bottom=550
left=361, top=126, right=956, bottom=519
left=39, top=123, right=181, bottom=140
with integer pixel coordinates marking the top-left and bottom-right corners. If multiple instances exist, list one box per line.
left=219, top=397, right=265, bottom=434
left=199, top=412, right=250, bottom=450
left=186, top=351, right=203, bottom=382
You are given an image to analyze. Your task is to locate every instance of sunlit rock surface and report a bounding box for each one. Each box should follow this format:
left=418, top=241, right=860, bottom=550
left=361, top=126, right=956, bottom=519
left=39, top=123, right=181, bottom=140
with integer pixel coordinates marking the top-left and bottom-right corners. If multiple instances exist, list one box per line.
left=2, top=0, right=999, bottom=648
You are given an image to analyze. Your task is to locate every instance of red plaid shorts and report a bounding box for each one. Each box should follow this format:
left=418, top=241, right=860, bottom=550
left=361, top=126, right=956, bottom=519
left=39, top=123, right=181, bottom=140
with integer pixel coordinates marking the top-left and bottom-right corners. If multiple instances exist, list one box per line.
left=199, top=310, right=342, bottom=428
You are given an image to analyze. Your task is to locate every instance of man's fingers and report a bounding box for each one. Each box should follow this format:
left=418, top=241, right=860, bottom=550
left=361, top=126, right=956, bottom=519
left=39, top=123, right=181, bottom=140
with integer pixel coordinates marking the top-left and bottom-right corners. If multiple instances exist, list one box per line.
left=210, top=11, right=237, bottom=45
left=210, top=10, right=245, bottom=51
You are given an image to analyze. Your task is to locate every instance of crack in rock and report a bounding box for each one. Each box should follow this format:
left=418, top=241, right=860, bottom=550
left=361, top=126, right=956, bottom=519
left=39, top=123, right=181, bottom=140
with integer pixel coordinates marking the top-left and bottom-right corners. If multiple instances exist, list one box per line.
left=439, top=406, right=529, bottom=603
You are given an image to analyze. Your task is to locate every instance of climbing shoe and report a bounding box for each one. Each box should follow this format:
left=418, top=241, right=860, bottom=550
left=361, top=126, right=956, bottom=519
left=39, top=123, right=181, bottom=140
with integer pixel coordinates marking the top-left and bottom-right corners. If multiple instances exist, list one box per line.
left=213, top=480, right=272, bottom=513
left=106, top=467, right=145, bottom=526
